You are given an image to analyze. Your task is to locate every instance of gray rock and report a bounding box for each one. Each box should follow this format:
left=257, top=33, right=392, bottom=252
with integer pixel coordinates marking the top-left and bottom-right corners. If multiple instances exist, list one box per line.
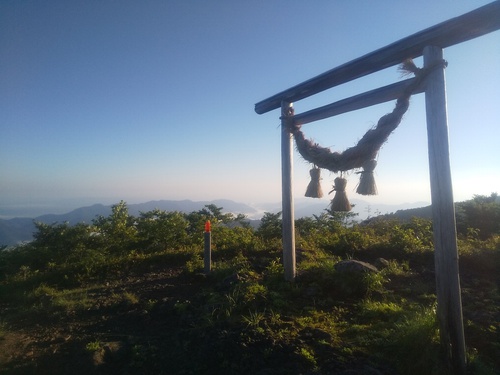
left=375, top=257, right=390, bottom=269
left=334, top=259, right=378, bottom=273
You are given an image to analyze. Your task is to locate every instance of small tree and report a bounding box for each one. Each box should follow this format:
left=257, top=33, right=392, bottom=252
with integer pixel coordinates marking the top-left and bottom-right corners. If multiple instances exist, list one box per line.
left=185, top=204, right=235, bottom=235
left=256, top=212, right=282, bottom=240
left=456, top=193, right=500, bottom=239
left=136, top=210, right=188, bottom=251
left=324, top=204, right=359, bottom=227
left=93, top=201, right=137, bottom=253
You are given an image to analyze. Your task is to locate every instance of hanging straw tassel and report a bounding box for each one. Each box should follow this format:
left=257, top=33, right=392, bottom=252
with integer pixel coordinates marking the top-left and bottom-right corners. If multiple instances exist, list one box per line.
left=329, top=177, right=352, bottom=211
left=356, top=159, right=378, bottom=195
left=305, top=167, right=323, bottom=198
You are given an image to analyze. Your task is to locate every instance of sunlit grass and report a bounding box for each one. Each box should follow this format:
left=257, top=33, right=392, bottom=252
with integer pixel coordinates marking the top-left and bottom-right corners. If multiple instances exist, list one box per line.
left=30, top=283, right=92, bottom=313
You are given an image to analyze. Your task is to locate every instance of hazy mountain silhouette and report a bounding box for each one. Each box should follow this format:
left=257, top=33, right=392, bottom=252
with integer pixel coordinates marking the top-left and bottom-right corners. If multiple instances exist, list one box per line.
left=0, top=198, right=432, bottom=246
left=0, top=200, right=257, bottom=246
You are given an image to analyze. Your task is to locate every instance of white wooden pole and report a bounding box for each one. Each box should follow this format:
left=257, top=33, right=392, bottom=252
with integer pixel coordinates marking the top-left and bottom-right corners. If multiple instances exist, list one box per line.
left=281, top=101, right=296, bottom=281
left=424, top=46, right=466, bottom=375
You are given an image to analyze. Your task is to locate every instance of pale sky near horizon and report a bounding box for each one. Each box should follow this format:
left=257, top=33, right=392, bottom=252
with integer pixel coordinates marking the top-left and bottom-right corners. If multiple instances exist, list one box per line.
left=1, top=0, right=499, bottom=217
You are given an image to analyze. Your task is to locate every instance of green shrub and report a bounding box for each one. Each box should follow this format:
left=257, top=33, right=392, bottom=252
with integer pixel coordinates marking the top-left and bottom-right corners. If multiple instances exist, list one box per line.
left=93, top=201, right=138, bottom=254
left=299, top=259, right=385, bottom=299
left=389, top=225, right=424, bottom=253
left=256, top=212, right=282, bottom=240
left=384, top=306, right=441, bottom=375
left=212, top=226, right=255, bottom=258
left=136, top=209, right=189, bottom=251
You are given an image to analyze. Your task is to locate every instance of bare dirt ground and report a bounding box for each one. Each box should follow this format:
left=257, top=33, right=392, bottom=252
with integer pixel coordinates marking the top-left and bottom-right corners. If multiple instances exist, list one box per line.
left=0, top=267, right=206, bottom=374
left=1, top=256, right=499, bottom=374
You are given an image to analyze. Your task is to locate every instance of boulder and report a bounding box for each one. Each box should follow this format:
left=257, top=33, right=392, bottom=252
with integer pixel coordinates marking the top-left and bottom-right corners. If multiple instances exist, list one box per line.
left=334, top=259, right=378, bottom=273
left=375, top=257, right=390, bottom=269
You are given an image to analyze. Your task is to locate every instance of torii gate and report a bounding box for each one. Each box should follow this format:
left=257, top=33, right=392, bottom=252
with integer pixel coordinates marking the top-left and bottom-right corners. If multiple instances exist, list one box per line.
left=254, top=2, right=500, bottom=374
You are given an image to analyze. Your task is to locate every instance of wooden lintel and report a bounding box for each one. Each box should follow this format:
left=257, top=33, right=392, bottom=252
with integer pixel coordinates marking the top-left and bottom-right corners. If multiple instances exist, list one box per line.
left=255, top=1, right=500, bottom=115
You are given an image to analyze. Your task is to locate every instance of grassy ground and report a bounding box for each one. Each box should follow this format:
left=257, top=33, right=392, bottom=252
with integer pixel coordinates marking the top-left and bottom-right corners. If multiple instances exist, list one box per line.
left=0, top=229, right=499, bottom=374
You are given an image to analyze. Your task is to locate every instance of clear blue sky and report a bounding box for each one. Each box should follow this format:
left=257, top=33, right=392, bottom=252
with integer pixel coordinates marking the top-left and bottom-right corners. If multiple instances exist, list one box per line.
left=1, top=0, right=499, bottom=216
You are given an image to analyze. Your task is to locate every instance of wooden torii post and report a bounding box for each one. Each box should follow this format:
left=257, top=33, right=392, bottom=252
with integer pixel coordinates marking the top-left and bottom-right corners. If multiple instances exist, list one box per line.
left=254, top=2, right=500, bottom=374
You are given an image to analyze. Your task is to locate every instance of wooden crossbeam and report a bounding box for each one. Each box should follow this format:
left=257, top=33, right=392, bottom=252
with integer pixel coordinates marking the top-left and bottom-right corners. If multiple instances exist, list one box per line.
left=255, top=1, right=500, bottom=115
left=292, top=78, right=424, bottom=125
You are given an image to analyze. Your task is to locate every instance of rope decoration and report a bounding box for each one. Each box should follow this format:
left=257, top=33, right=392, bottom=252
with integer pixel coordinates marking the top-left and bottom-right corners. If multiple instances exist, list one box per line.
left=330, top=176, right=351, bottom=211
left=356, top=159, right=378, bottom=196
left=288, top=59, right=447, bottom=210
left=304, top=166, right=323, bottom=198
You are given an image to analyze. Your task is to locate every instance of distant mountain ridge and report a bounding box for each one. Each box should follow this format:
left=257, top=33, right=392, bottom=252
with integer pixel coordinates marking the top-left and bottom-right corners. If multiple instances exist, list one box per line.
left=0, top=200, right=258, bottom=246
left=0, top=198, right=431, bottom=247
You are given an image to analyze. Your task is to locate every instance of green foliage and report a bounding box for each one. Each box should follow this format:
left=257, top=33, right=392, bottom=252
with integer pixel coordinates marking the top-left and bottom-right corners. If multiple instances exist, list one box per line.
left=344, top=303, right=442, bottom=374
left=30, top=222, right=99, bottom=270
left=295, top=216, right=319, bottom=237
left=335, top=229, right=371, bottom=257
left=467, top=348, right=500, bottom=375
left=456, top=193, right=500, bottom=239
left=212, top=225, right=255, bottom=257
left=185, top=204, right=235, bottom=235
left=30, top=283, right=92, bottom=313
left=385, top=307, right=441, bottom=375
left=184, top=255, right=204, bottom=274
left=242, top=309, right=266, bottom=328
left=93, top=201, right=137, bottom=253
left=324, top=205, right=360, bottom=227
left=256, top=211, right=282, bottom=240
left=85, top=340, right=101, bottom=352
left=1, top=198, right=499, bottom=374
left=388, top=225, right=424, bottom=252
left=136, top=209, right=189, bottom=251
left=0, top=320, right=7, bottom=340
left=198, top=204, right=235, bottom=224
left=359, top=300, right=405, bottom=322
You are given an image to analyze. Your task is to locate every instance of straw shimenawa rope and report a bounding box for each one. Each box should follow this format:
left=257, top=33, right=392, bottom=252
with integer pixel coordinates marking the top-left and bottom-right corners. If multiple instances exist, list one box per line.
left=288, top=60, right=446, bottom=174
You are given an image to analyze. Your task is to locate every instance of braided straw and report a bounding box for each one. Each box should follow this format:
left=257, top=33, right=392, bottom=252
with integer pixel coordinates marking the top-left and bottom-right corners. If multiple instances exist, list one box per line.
left=289, top=60, right=445, bottom=174
left=330, top=177, right=351, bottom=211
left=305, top=167, right=323, bottom=198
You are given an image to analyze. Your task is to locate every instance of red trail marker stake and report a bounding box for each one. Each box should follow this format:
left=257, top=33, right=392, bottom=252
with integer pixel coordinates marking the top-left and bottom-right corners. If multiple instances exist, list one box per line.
left=204, top=220, right=211, bottom=274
